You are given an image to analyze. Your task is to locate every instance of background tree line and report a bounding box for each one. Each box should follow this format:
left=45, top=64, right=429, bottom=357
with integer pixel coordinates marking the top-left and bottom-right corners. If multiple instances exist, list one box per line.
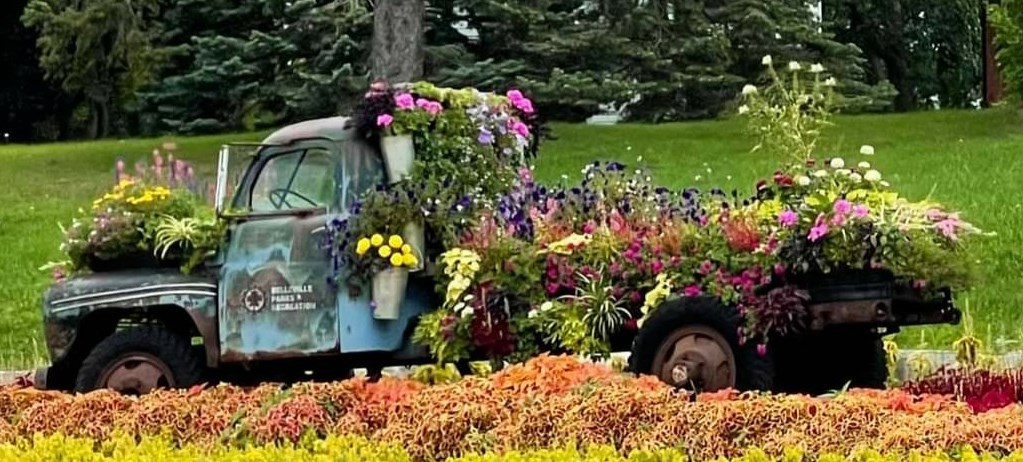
left=2, top=0, right=984, bottom=142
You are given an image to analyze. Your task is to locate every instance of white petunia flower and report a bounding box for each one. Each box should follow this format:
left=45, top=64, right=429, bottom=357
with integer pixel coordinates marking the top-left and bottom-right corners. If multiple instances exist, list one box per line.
left=810, top=63, right=825, bottom=73
left=762, top=55, right=773, bottom=66
left=830, top=157, right=845, bottom=169
left=527, top=309, right=538, bottom=319
left=742, top=85, right=758, bottom=96
left=849, top=173, right=863, bottom=182
left=835, top=168, right=851, bottom=176
left=540, top=301, right=554, bottom=312
left=813, top=170, right=829, bottom=178
left=860, top=145, right=875, bottom=155
left=864, top=170, right=882, bottom=182
left=825, top=77, right=837, bottom=87
left=788, top=61, right=802, bottom=71
left=795, top=175, right=811, bottom=186
left=880, top=180, right=891, bottom=187
left=738, top=105, right=750, bottom=115
left=858, top=161, right=871, bottom=169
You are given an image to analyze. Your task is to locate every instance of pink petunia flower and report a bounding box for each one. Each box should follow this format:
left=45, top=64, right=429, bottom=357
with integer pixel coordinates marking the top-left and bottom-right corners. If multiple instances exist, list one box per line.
left=507, top=89, right=524, bottom=101
left=510, top=120, right=530, bottom=138
left=395, top=93, right=414, bottom=110
left=778, top=210, right=798, bottom=227
left=833, top=199, right=852, bottom=215
left=426, top=101, right=443, bottom=115
left=808, top=214, right=829, bottom=241
left=757, top=344, right=768, bottom=357
left=376, top=114, right=394, bottom=127
left=514, top=98, right=535, bottom=114
left=582, top=220, right=596, bottom=234
left=651, top=259, right=665, bottom=274
left=936, top=219, right=958, bottom=240
left=683, top=285, right=702, bottom=297
left=853, top=204, right=869, bottom=218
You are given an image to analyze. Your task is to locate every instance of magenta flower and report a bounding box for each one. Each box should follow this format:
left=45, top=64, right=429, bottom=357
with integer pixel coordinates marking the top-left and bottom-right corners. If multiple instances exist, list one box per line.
left=651, top=259, right=664, bottom=273
left=376, top=114, right=394, bottom=127
left=510, top=120, right=530, bottom=138
left=514, top=98, right=535, bottom=114
left=395, top=93, right=414, bottom=110
left=507, top=89, right=524, bottom=101
left=699, top=260, right=713, bottom=275
left=833, top=199, right=852, bottom=215
left=756, top=344, right=768, bottom=357
left=546, top=282, right=559, bottom=294
left=518, top=166, right=534, bottom=185
left=853, top=204, right=869, bottom=218
left=773, top=263, right=786, bottom=275
left=683, top=285, right=702, bottom=297
left=582, top=220, right=596, bottom=234
left=425, top=101, right=443, bottom=115
left=830, top=214, right=846, bottom=227
left=808, top=214, right=829, bottom=241
left=778, top=210, right=798, bottom=228
left=913, top=279, right=927, bottom=290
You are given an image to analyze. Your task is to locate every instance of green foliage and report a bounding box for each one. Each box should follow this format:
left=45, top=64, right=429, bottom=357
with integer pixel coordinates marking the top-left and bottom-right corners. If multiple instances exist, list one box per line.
left=823, top=0, right=981, bottom=111
left=991, top=0, right=1023, bottom=101
left=21, top=0, right=164, bottom=138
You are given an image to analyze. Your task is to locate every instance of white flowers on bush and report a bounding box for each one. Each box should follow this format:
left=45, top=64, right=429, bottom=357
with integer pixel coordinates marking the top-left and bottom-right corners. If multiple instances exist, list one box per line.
left=762, top=55, right=773, bottom=66
left=738, top=105, right=750, bottom=115
left=864, top=170, right=882, bottom=182
left=825, top=77, right=837, bottom=87
left=830, top=157, right=845, bottom=169
left=788, top=61, right=802, bottom=71
left=860, top=145, right=875, bottom=155
left=850, top=172, right=863, bottom=182
left=813, top=169, right=829, bottom=178
left=795, top=175, right=811, bottom=186
left=858, top=161, right=871, bottom=169
left=742, top=85, right=758, bottom=95
left=835, top=168, right=851, bottom=176
left=810, top=63, right=825, bottom=73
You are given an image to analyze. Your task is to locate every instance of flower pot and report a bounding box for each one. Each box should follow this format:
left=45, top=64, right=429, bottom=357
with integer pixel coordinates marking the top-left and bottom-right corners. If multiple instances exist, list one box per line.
left=380, top=134, right=415, bottom=183
left=585, top=114, right=621, bottom=125
left=402, top=222, right=425, bottom=273
left=372, top=267, right=409, bottom=320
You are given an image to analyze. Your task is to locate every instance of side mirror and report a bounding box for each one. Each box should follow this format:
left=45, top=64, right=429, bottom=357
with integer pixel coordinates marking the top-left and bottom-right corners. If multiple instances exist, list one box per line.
left=214, top=144, right=230, bottom=216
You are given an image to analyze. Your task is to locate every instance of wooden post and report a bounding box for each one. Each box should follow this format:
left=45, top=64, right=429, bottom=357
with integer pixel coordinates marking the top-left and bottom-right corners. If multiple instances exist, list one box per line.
left=982, top=0, right=1003, bottom=107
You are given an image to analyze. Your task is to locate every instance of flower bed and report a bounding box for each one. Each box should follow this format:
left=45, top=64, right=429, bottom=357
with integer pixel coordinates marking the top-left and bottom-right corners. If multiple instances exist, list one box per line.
left=903, top=367, right=1023, bottom=413
left=45, top=148, right=223, bottom=277
left=1, top=434, right=1022, bottom=462
left=3, top=356, right=1023, bottom=461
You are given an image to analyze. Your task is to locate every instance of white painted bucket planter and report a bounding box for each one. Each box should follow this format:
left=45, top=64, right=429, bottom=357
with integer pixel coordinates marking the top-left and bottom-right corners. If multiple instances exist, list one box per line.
left=372, top=267, right=409, bottom=320
left=380, top=134, right=415, bottom=183
left=586, top=114, right=622, bottom=125
left=402, top=222, right=426, bottom=273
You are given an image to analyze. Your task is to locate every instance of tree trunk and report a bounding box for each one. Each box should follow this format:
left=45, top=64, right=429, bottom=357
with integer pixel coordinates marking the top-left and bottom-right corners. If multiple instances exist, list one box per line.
left=370, top=0, right=425, bottom=84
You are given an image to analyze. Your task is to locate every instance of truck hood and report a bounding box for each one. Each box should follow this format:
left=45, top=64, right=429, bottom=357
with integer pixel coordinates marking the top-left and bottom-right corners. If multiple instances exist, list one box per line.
left=45, top=269, right=217, bottom=312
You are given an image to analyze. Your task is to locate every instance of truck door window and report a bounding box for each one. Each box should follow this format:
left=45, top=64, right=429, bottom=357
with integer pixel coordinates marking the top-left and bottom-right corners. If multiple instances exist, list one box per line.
left=338, top=139, right=385, bottom=211
left=250, top=147, right=335, bottom=212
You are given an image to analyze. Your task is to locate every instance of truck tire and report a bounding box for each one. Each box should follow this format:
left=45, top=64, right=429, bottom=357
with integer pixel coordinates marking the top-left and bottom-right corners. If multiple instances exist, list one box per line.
left=629, top=297, right=775, bottom=392
left=75, top=325, right=205, bottom=395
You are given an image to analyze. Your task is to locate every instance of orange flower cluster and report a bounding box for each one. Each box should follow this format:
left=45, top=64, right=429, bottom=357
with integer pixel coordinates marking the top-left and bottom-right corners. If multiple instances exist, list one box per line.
left=1, top=355, right=1023, bottom=461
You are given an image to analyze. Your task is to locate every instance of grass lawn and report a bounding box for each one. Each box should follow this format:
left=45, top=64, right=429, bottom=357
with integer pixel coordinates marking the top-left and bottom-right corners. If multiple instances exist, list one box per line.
left=1, top=109, right=1021, bottom=369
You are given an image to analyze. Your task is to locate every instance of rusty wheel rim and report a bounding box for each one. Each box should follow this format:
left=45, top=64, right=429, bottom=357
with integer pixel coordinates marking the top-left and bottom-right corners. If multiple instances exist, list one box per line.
left=652, top=325, right=736, bottom=391
left=98, top=353, right=175, bottom=395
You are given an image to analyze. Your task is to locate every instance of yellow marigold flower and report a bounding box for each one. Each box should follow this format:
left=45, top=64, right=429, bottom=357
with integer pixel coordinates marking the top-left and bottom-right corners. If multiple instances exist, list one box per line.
left=378, top=246, right=392, bottom=258
left=389, top=253, right=404, bottom=267
left=402, top=253, right=418, bottom=267
left=388, top=235, right=404, bottom=248
left=401, top=244, right=412, bottom=254
left=370, top=234, right=384, bottom=247
left=356, top=238, right=371, bottom=256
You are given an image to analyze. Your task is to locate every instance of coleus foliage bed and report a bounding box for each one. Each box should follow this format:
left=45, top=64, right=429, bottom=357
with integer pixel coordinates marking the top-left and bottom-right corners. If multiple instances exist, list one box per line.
left=3, top=356, right=1023, bottom=461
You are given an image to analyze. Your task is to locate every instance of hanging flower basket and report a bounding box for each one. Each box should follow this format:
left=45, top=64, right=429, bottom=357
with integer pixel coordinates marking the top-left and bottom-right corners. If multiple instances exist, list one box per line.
left=402, top=222, right=426, bottom=273
left=380, top=134, right=415, bottom=183
left=372, top=266, right=409, bottom=320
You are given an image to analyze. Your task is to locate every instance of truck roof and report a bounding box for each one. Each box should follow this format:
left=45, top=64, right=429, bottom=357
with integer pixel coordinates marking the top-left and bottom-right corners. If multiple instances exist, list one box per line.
left=260, top=116, right=356, bottom=145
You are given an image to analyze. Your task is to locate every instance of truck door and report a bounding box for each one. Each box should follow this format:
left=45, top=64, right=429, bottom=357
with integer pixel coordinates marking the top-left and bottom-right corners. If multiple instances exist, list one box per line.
left=218, top=140, right=340, bottom=362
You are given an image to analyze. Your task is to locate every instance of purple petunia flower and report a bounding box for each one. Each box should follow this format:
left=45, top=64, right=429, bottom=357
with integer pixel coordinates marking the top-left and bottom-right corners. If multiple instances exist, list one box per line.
left=778, top=210, right=798, bottom=227
left=477, top=129, right=494, bottom=144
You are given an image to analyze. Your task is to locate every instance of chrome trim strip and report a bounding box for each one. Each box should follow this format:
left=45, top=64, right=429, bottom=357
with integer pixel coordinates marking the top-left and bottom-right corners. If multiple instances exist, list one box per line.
left=51, top=290, right=218, bottom=313
left=51, top=283, right=218, bottom=305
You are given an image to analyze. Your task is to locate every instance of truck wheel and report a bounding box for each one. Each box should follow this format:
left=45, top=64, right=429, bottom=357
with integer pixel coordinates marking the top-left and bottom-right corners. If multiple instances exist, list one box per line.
left=75, top=325, right=205, bottom=395
left=630, top=297, right=774, bottom=392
